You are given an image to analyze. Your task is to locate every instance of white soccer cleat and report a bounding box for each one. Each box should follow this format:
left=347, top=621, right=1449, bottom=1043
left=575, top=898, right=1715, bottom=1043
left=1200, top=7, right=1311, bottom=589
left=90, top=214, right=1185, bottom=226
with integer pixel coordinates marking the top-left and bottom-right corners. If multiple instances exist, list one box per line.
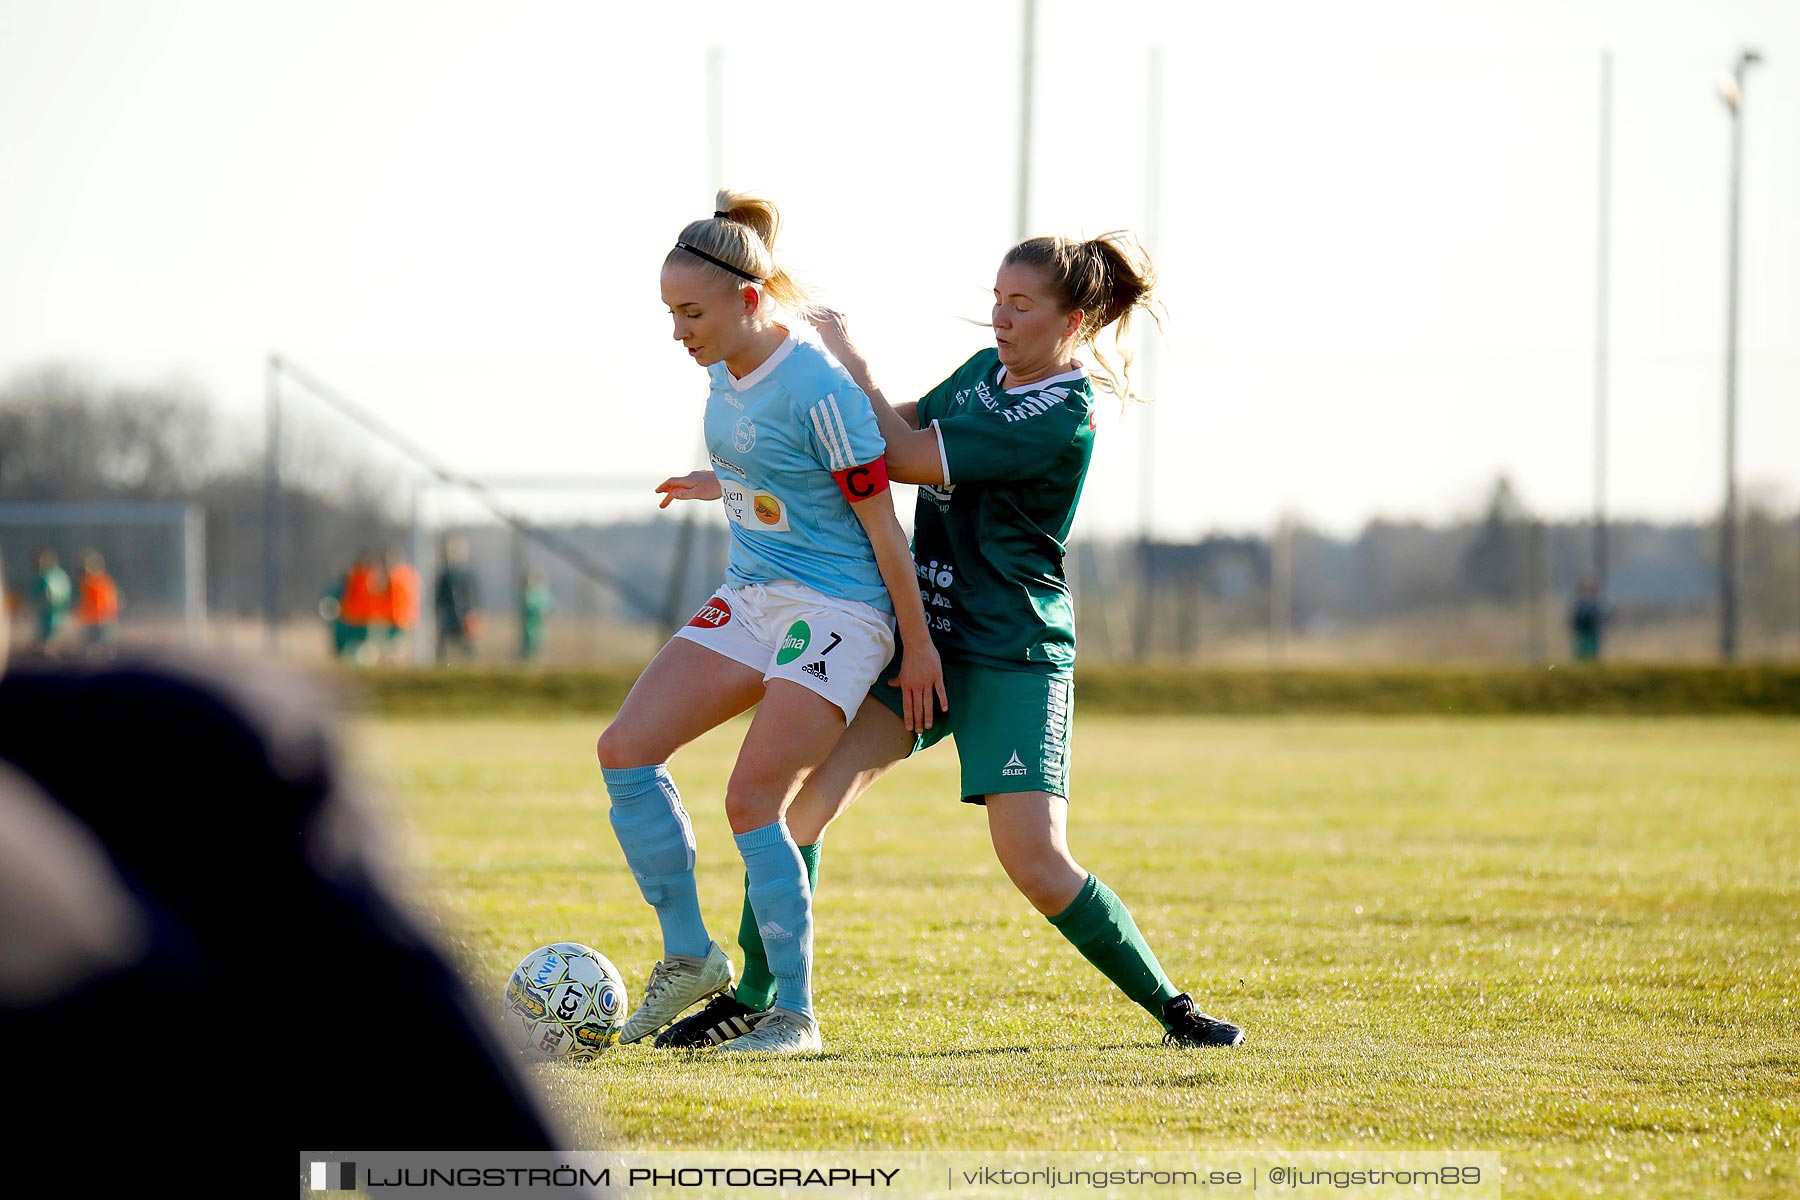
left=716, top=1006, right=822, bottom=1055
left=618, top=942, right=734, bottom=1044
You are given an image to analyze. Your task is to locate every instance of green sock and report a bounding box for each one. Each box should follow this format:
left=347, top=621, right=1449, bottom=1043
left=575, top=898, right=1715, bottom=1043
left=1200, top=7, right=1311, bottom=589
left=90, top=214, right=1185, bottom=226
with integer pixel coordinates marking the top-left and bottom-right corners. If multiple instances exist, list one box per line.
left=1047, top=874, right=1182, bottom=1028
left=734, top=839, right=821, bottom=1011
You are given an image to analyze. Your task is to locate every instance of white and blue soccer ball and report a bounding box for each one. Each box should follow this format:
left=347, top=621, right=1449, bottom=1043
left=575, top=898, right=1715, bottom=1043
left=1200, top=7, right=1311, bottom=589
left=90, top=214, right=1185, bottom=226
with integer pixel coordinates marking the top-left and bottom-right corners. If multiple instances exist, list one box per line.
left=501, top=942, right=628, bottom=1062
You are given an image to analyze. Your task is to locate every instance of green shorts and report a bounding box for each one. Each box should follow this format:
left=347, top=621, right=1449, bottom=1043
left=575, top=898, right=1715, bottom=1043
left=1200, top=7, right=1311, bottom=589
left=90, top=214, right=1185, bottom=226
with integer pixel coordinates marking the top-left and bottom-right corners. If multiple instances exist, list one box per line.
left=872, top=656, right=1071, bottom=805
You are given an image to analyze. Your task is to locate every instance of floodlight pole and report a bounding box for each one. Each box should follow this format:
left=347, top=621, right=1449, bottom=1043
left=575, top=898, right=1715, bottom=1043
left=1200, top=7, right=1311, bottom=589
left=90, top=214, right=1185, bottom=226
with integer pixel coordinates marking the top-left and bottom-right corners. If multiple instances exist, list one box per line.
left=1593, top=51, right=1612, bottom=591
left=1134, top=46, right=1164, bottom=662
left=1719, top=49, right=1761, bottom=661
left=1016, top=0, right=1036, bottom=241
left=659, top=45, right=728, bottom=637
left=263, top=354, right=282, bottom=654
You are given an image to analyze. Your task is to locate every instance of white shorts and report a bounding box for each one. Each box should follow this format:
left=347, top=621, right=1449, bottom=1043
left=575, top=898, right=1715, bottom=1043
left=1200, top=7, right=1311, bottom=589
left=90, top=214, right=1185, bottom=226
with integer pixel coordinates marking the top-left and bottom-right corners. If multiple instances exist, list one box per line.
left=674, top=580, right=896, bottom=723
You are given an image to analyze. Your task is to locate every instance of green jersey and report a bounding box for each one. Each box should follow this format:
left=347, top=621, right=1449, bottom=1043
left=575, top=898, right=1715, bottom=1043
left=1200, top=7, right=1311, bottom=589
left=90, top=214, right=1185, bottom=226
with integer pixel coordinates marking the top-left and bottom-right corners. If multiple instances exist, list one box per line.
left=912, top=348, right=1096, bottom=675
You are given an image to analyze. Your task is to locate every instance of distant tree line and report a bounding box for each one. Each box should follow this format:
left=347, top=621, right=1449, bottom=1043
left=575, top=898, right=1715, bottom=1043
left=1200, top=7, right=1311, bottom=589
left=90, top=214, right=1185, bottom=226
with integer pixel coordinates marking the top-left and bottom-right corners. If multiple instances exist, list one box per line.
left=3, top=367, right=1794, bottom=651
left=0, top=366, right=403, bottom=620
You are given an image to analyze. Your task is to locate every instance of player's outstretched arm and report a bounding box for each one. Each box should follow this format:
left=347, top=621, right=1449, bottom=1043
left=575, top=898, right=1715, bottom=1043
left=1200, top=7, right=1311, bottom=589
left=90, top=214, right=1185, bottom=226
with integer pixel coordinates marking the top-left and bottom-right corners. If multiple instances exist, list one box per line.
left=655, top=470, right=722, bottom=509
left=810, top=311, right=944, bottom=487
left=849, top=492, right=946, bottom=733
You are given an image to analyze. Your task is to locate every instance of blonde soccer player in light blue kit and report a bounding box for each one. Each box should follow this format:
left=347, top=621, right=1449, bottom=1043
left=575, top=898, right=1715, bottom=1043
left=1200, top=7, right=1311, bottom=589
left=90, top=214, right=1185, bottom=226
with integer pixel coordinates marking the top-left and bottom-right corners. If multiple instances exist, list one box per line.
left=595, top=191, right=946, bottom=1054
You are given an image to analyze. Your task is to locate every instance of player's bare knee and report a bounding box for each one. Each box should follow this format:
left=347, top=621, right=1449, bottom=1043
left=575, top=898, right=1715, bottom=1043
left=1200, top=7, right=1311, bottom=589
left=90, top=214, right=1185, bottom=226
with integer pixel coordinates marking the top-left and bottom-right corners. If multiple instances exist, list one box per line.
left=595, top=723, right=649, bottom=771
left=997, top=846, right=1083, bottom=914
left=722, top=781, right=780, bottom=834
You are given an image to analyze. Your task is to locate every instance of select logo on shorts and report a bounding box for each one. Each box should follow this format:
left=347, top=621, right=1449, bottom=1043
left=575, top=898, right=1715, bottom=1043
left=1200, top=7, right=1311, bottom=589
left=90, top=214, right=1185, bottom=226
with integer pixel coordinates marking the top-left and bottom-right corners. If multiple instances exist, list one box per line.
left=309, top=1162, right=356, bottom=1192
left=1002, top=750, right=1028, bottom=778
left=777, top=620, right=811, bottom=665
left=688, top=597, right=733, bottom=629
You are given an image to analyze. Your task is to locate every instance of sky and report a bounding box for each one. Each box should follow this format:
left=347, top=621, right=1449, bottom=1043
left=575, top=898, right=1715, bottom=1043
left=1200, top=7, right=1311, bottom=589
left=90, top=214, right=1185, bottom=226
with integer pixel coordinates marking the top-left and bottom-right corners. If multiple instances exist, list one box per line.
left=1, top=0, right=1795, bottom=538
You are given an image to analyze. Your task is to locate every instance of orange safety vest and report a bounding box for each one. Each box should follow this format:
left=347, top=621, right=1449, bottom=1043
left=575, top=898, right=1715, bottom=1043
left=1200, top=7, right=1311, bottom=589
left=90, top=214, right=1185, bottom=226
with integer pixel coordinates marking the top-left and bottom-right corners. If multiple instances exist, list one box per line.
left=78, top=572, right=120, bottom=624
left=384, top=563, right=420, bottom=628
left=340, top=565, right=382, bottom=626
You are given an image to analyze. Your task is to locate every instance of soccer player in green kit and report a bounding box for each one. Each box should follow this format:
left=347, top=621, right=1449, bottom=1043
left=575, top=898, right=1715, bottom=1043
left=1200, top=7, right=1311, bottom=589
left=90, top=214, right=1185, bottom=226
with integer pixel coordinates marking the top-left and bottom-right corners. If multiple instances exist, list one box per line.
left=656, top=232, right=1245, bottom=1049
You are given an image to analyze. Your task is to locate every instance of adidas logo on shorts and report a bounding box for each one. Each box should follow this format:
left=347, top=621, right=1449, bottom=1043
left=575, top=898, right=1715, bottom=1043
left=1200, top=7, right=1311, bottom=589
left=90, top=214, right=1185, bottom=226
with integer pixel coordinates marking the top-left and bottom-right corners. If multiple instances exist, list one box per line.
left=801, top=661, right=829, bottom=682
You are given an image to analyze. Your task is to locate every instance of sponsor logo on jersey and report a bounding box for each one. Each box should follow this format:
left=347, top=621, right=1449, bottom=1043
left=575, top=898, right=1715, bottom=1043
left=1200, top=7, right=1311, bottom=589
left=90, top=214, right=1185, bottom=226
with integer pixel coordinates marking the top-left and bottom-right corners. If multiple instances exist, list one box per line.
left=1001, top=750, right=1028, bottom=778
left=758, top=920, right=793, bottom=941
left=916, top=560, right=956, bottom=589
left=801, top=660, right=829, bottom=682
left=710, top=453, right=750, bottom=477
left=734, top=415, right=757, bottom=453
left=975, top=380, right=996, bottom=410
left=719, top=478, right=793, bottom=532
left=688, top=597, right=733, bottom=629
left=776, top=620, right=812, bottom=665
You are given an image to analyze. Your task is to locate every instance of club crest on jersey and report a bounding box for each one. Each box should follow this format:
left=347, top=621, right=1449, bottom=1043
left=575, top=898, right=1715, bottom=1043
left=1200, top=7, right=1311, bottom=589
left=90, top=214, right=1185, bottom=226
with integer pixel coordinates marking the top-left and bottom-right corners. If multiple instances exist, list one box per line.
left=734, top=415, right=757, bottom=453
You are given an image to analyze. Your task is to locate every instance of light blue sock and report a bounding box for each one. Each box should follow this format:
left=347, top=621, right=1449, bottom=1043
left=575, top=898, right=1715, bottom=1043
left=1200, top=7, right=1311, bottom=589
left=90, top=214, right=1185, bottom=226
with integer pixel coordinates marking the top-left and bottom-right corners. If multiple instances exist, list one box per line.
left=734, top=820, right=813, bottom=1019
left=604, top=764, right=710, bottom=959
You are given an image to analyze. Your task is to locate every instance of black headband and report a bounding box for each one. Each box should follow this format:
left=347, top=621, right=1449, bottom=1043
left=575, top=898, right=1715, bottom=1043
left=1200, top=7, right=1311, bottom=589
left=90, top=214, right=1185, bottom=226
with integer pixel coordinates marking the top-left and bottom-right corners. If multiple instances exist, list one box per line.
left=673, top=240, right=764, bottom=284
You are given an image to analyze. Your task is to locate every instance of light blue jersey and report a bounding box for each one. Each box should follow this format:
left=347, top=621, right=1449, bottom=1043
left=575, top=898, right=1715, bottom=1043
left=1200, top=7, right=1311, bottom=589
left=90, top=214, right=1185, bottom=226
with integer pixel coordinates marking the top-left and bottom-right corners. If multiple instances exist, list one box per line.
left=702, top=334, right=891, bottom=612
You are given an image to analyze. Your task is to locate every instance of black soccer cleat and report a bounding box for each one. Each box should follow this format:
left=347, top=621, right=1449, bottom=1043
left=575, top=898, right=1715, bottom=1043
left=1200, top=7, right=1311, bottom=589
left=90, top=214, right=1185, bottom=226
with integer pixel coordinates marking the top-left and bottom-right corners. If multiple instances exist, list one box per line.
left=653, top=991, right=767, bottom=1048
left=1161, top=992, right=1245, bottom=1047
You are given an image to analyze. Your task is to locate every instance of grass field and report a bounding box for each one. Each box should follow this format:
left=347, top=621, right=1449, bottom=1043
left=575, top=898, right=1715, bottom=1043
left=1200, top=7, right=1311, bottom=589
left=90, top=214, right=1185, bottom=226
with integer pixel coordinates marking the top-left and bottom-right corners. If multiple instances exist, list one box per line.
left=359, top=715, right=1798, bottom=1198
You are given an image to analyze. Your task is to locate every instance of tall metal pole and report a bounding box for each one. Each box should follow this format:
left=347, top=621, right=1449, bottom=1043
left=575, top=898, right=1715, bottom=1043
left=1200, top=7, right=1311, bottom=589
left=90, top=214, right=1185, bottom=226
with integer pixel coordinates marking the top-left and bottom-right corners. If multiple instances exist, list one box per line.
left=1719, top=50, right=1761, bottom=661
left=706, top=47, right=723, bottom=188
left=1593, top=51, right=1612, bottom=591
left=662, top=46, right=726, bottom=637
left=1015, top=0, right=1036, bottom=241
left=1133, top=46, right=1164, bottom=661
left=263, top=354, right=281, bottom=654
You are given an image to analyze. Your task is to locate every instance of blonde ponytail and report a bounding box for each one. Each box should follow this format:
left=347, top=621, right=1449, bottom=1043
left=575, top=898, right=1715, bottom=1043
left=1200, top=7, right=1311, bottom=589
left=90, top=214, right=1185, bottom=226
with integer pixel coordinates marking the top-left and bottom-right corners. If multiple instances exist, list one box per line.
left=665, top=189, right=819, bottom=319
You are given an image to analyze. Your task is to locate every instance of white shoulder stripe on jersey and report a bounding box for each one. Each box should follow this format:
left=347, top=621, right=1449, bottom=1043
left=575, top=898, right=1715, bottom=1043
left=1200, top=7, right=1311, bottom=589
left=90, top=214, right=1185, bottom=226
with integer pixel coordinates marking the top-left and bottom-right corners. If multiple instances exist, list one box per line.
left=810, top=396, right=851, bottom=471
left=824, top=394, right=861, bottom=466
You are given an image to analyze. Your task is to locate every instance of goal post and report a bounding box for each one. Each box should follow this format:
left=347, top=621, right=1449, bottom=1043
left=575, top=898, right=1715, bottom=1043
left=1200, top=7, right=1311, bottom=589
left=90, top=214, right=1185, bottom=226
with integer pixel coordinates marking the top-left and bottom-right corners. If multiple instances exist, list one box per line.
left=0, top=500, right=206, bottom=645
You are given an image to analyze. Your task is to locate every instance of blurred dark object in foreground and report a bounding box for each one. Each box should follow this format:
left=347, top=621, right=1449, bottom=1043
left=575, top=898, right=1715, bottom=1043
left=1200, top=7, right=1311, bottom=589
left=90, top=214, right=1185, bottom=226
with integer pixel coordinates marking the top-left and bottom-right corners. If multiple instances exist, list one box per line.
left=0, top=657, right=567, bottom=1156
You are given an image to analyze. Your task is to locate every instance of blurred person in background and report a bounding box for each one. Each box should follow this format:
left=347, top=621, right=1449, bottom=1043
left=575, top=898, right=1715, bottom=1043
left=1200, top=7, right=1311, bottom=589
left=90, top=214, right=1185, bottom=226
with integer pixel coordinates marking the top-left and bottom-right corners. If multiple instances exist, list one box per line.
left=518, top=569, right=553, bottom=663
left=30, top=549, right=72, bottom=655
left=381, top=546, right=421, bottom=664
left=1570, top=571, right=1606, bottom=662
left=75, top=552, right=120, bottom=655
left=318, top=564, right=351, bottom=659
left=338, top=550, right=383, bottom=665
left=434, top=536, right=480, bottom=664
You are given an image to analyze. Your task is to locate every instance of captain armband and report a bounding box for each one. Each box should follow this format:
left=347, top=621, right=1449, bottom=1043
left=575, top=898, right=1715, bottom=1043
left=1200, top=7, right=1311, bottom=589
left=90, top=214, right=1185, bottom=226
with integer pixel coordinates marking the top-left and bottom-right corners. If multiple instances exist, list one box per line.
left=833, top=457, right=890, bottom=503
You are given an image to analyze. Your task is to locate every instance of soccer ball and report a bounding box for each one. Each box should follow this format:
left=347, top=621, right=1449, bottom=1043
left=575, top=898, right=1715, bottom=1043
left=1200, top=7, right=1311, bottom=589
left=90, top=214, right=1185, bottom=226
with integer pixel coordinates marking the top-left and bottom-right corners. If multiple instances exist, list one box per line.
left=500, top=942, right=628, bottom=1062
